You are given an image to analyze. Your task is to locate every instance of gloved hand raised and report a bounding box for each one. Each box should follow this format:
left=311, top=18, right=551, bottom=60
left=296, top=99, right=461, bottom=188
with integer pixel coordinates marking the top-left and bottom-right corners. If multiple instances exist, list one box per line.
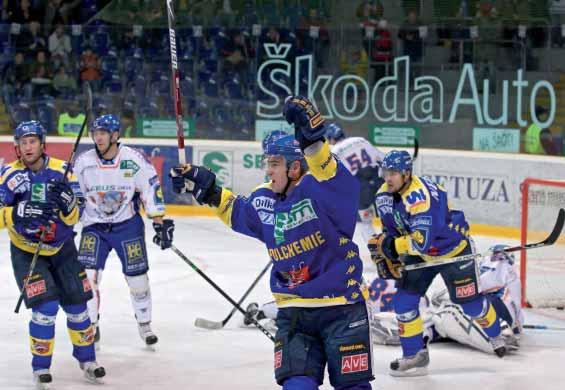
left=169, top=164, right=222, bottom=207
left=47, top=179, right=77, bottom=216
left=283, top=95, right=326, bottom=148
left=153, top=219, right=174, bottom=250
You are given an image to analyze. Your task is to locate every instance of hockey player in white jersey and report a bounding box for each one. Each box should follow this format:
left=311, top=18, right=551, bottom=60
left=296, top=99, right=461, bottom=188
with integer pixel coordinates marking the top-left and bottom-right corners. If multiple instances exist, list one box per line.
left=244, top=245, right=523, bottom=355
left=73, top=114, right=175, bottom=348
left=325, top=123, right=385, bottom=243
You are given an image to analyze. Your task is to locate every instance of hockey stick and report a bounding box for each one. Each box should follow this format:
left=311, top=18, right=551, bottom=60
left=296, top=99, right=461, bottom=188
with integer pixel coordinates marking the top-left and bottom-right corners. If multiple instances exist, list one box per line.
left=15, top=82, right=93, bottom=313
left=195, top=260, right=272, bottom=330
left=412, top=137, right=419, bottom=160
left=171, top=245, right=275, bottom=342
left=166, top=0, right=186, bottom=164
left=523, top=324, right=565, bottom=331
left=403, top=208, right=565, bottom=272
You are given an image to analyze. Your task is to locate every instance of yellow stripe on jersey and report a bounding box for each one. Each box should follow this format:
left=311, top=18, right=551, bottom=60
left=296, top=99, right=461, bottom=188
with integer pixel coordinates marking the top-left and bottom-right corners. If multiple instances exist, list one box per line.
left=398, top=316, right=424, bottom=338
left=305, top=141, right=337, bottom=181
left=68, top=325, right=95, bottom=347
left=274, top=293, right=349, bottom=307
left=216, top=188, right=236, bottom=228
left=476, top=303, right=497, bottom=329
left=0, top=206, right=14, bottom=230
left=30, top=337, right=54, bottom=356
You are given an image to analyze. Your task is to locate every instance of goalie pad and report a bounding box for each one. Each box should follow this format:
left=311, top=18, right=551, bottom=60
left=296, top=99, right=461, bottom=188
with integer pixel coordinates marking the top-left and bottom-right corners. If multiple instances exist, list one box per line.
left=431, top=301, right=493, bottom=354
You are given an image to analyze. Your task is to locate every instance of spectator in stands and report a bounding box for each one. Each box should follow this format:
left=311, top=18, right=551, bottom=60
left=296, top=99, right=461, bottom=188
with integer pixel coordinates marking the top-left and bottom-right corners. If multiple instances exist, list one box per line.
left=550, top=0, right=565, bottom=47
left=475, top=1, right=499, bottom=93
left=7, top=0, right=41, bottom=24
left=17, top=20, right=47, bottom=60
left=79, top=46, right=101, bottom=91
left=356, top=0, right=384, bottom=23
left=44, top=0, right=65, bottom=33
left=398, top=9, right=423, bottom=83
left=340, top=48, right=369, bottom=81
left=48, top=23, right=71, bottom=69
left=52, top=65, right=78, bottom=98
left=222, top=29, right=252, bottom=89
left=2, top=52, right=33, bottom=105
left=30, top=49, right=54, bottom=97
left=369, top=20, right=392, bottom=83
left=299, top=8, right=330, bottom=69
left=57, top=99, right=85, bottom=136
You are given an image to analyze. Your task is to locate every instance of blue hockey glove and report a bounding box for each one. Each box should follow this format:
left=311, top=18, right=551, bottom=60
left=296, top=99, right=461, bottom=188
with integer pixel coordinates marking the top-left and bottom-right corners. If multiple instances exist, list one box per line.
left=47, top=179, right=77, bottom=216
left=169, top=164, right=222, bottom=207
left=12, top=201, right=55, bottom=232
left=282, top=95, right=326, bottom=149
left=368, top=233, right=402, bottom=279
left=153, top=219, right=174, bottom=250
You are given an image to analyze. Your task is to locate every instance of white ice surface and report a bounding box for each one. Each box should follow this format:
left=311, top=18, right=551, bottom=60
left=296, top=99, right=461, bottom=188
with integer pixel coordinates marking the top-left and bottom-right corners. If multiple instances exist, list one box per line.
left=1, top=217, right=564, bottom=390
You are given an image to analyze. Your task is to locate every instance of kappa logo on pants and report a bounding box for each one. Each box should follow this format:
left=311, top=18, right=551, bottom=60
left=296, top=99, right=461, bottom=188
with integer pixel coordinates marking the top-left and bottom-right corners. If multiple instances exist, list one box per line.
left=274, top=350, right=282, bottom=369
left=341, top=353, right=369, bottom=374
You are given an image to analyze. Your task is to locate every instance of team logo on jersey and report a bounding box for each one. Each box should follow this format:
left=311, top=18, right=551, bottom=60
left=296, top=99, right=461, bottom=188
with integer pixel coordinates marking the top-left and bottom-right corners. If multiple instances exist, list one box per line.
left=31, top=183, right=46, bottom=202
left=273, top=199, right=318, bottom=244
left=97, top=191, right=125, bottom=215
left=154, top=185, right=164, bottom=205
left=7, top=172, right=29, bottom=192
left=120, top=160, right=140, bottom=176
left=124, top=239, right=145, bottom=264
left=279, top=262, right=311, bottom=288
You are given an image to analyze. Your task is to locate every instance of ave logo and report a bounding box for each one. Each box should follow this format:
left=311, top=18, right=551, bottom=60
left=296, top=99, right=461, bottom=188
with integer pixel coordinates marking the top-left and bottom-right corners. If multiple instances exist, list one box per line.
left=341, top=353, right=369, bottom=374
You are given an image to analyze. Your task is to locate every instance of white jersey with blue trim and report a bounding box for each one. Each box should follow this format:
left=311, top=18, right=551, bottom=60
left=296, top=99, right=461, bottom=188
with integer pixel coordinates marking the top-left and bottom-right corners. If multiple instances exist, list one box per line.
left=73, top=145, right=165, bottom=226
left=330, top=137, right=384, bottom=176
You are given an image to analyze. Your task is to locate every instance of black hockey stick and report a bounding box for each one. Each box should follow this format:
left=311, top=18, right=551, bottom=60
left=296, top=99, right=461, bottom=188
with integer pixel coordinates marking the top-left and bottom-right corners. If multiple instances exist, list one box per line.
left=15, top=82, right=93, bottom=313
left=412, top=137, right=419, bottom=160
left=166, top=0, right=186, bottom=164
left=404, top=208, right=565, bottom=272
left=171, top=245, right=275, bottom=342
left=195, top=260, right=272, bottom=330
left=524, top=324, right=565, bottom=331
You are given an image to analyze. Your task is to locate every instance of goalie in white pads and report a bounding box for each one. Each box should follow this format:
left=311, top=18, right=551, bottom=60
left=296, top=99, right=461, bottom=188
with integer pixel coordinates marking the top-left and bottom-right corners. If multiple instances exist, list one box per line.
left=325, top=123, right=385, bottom=244
left=244, top=246, right=523, bottom=356
left=370, top=246, right=523, bottom=353
left=73, top=114, right=175, bottom=348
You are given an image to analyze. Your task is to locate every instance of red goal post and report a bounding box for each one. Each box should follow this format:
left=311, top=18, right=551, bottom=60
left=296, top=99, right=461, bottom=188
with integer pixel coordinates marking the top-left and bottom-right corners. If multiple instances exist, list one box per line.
left=520, top=178, right=565, bottom=308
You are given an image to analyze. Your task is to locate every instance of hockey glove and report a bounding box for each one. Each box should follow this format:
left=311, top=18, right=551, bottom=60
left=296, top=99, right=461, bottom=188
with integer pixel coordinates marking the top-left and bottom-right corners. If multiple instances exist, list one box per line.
left=282, top=95, right=326, bottom=149
left=47, top=179, right=77, bottom=216
left=153, top=219, right=174, bottom=250
left=12, top=201, right=55, bottom=232
left=169, top=164, right=222, bottom=207
left=368, top=233, right=403, bottom=280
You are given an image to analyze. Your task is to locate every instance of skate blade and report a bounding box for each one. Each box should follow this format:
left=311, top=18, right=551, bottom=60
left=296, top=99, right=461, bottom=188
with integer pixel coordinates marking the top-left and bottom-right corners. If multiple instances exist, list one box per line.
left=145, top=344, right=157, bottom=352
left=389, top=366, right=428, bottom=377
left=84, top=375, right=104, bottom=385
left=35, top=382, right=50, bottom=390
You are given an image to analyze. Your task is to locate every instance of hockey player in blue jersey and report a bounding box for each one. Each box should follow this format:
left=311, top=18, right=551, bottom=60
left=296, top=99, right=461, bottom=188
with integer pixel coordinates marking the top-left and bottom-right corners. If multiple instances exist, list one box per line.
left=170, top=96, right=374, bottom=390
left=369, top=150, right=506, bottom=377
left=0, top=121, right=105, bottom=389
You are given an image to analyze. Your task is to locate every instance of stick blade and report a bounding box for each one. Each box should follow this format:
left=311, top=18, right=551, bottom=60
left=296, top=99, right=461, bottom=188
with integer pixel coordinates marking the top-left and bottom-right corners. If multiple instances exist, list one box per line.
left=194, top=317, right=223, bottom=330
left=544, top=208, right=565, bottom=246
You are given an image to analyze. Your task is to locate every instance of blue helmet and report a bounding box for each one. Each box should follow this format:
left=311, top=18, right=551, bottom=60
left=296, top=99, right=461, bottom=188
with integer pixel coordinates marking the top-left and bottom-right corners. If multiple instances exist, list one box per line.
left=382, top=150, right=412, bottom=173
left=14, top=120, right=46, bottom=145
left=325, top=122, right=345, bottom=142
left=263, top=131, right=307, bottom=171
left=92, top=114, right=120, bottom=133
left=489, top=244, right=515, bottom=264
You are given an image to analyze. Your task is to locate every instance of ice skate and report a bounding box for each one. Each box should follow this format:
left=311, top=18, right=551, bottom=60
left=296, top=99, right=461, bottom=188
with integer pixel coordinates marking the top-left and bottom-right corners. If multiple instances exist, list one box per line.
left=33, top=369, right=52, bottom=390
left=490, top=334, right=507, bottom=357
left=138, top=322, right=158, bottom=348
left=389, top=348, right=429, bottom=377
left=80, top=361, right=106, bottom=383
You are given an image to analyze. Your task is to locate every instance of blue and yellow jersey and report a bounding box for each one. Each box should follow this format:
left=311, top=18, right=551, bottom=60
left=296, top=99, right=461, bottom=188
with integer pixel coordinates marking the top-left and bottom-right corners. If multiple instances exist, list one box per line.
left=375, top=175, right=469, bottom=261
left=0, top=156, right=83, bottom=255
left=215, top=141, right=368, bottom=308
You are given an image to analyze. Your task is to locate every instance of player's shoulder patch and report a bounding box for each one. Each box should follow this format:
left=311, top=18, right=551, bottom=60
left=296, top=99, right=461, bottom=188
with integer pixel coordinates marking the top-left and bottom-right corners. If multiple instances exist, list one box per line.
left=47, top=156, right=67, bottom=174
left=376, top=181, right=389, bottom=194
left=402, top=176, right=431, bottom=214
left=0, top=160, right=25, bottom=186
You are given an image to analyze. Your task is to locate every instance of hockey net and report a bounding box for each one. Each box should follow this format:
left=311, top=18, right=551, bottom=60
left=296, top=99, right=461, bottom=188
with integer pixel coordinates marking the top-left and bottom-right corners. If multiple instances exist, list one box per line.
left=520, top=178, right=565, bottom=308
